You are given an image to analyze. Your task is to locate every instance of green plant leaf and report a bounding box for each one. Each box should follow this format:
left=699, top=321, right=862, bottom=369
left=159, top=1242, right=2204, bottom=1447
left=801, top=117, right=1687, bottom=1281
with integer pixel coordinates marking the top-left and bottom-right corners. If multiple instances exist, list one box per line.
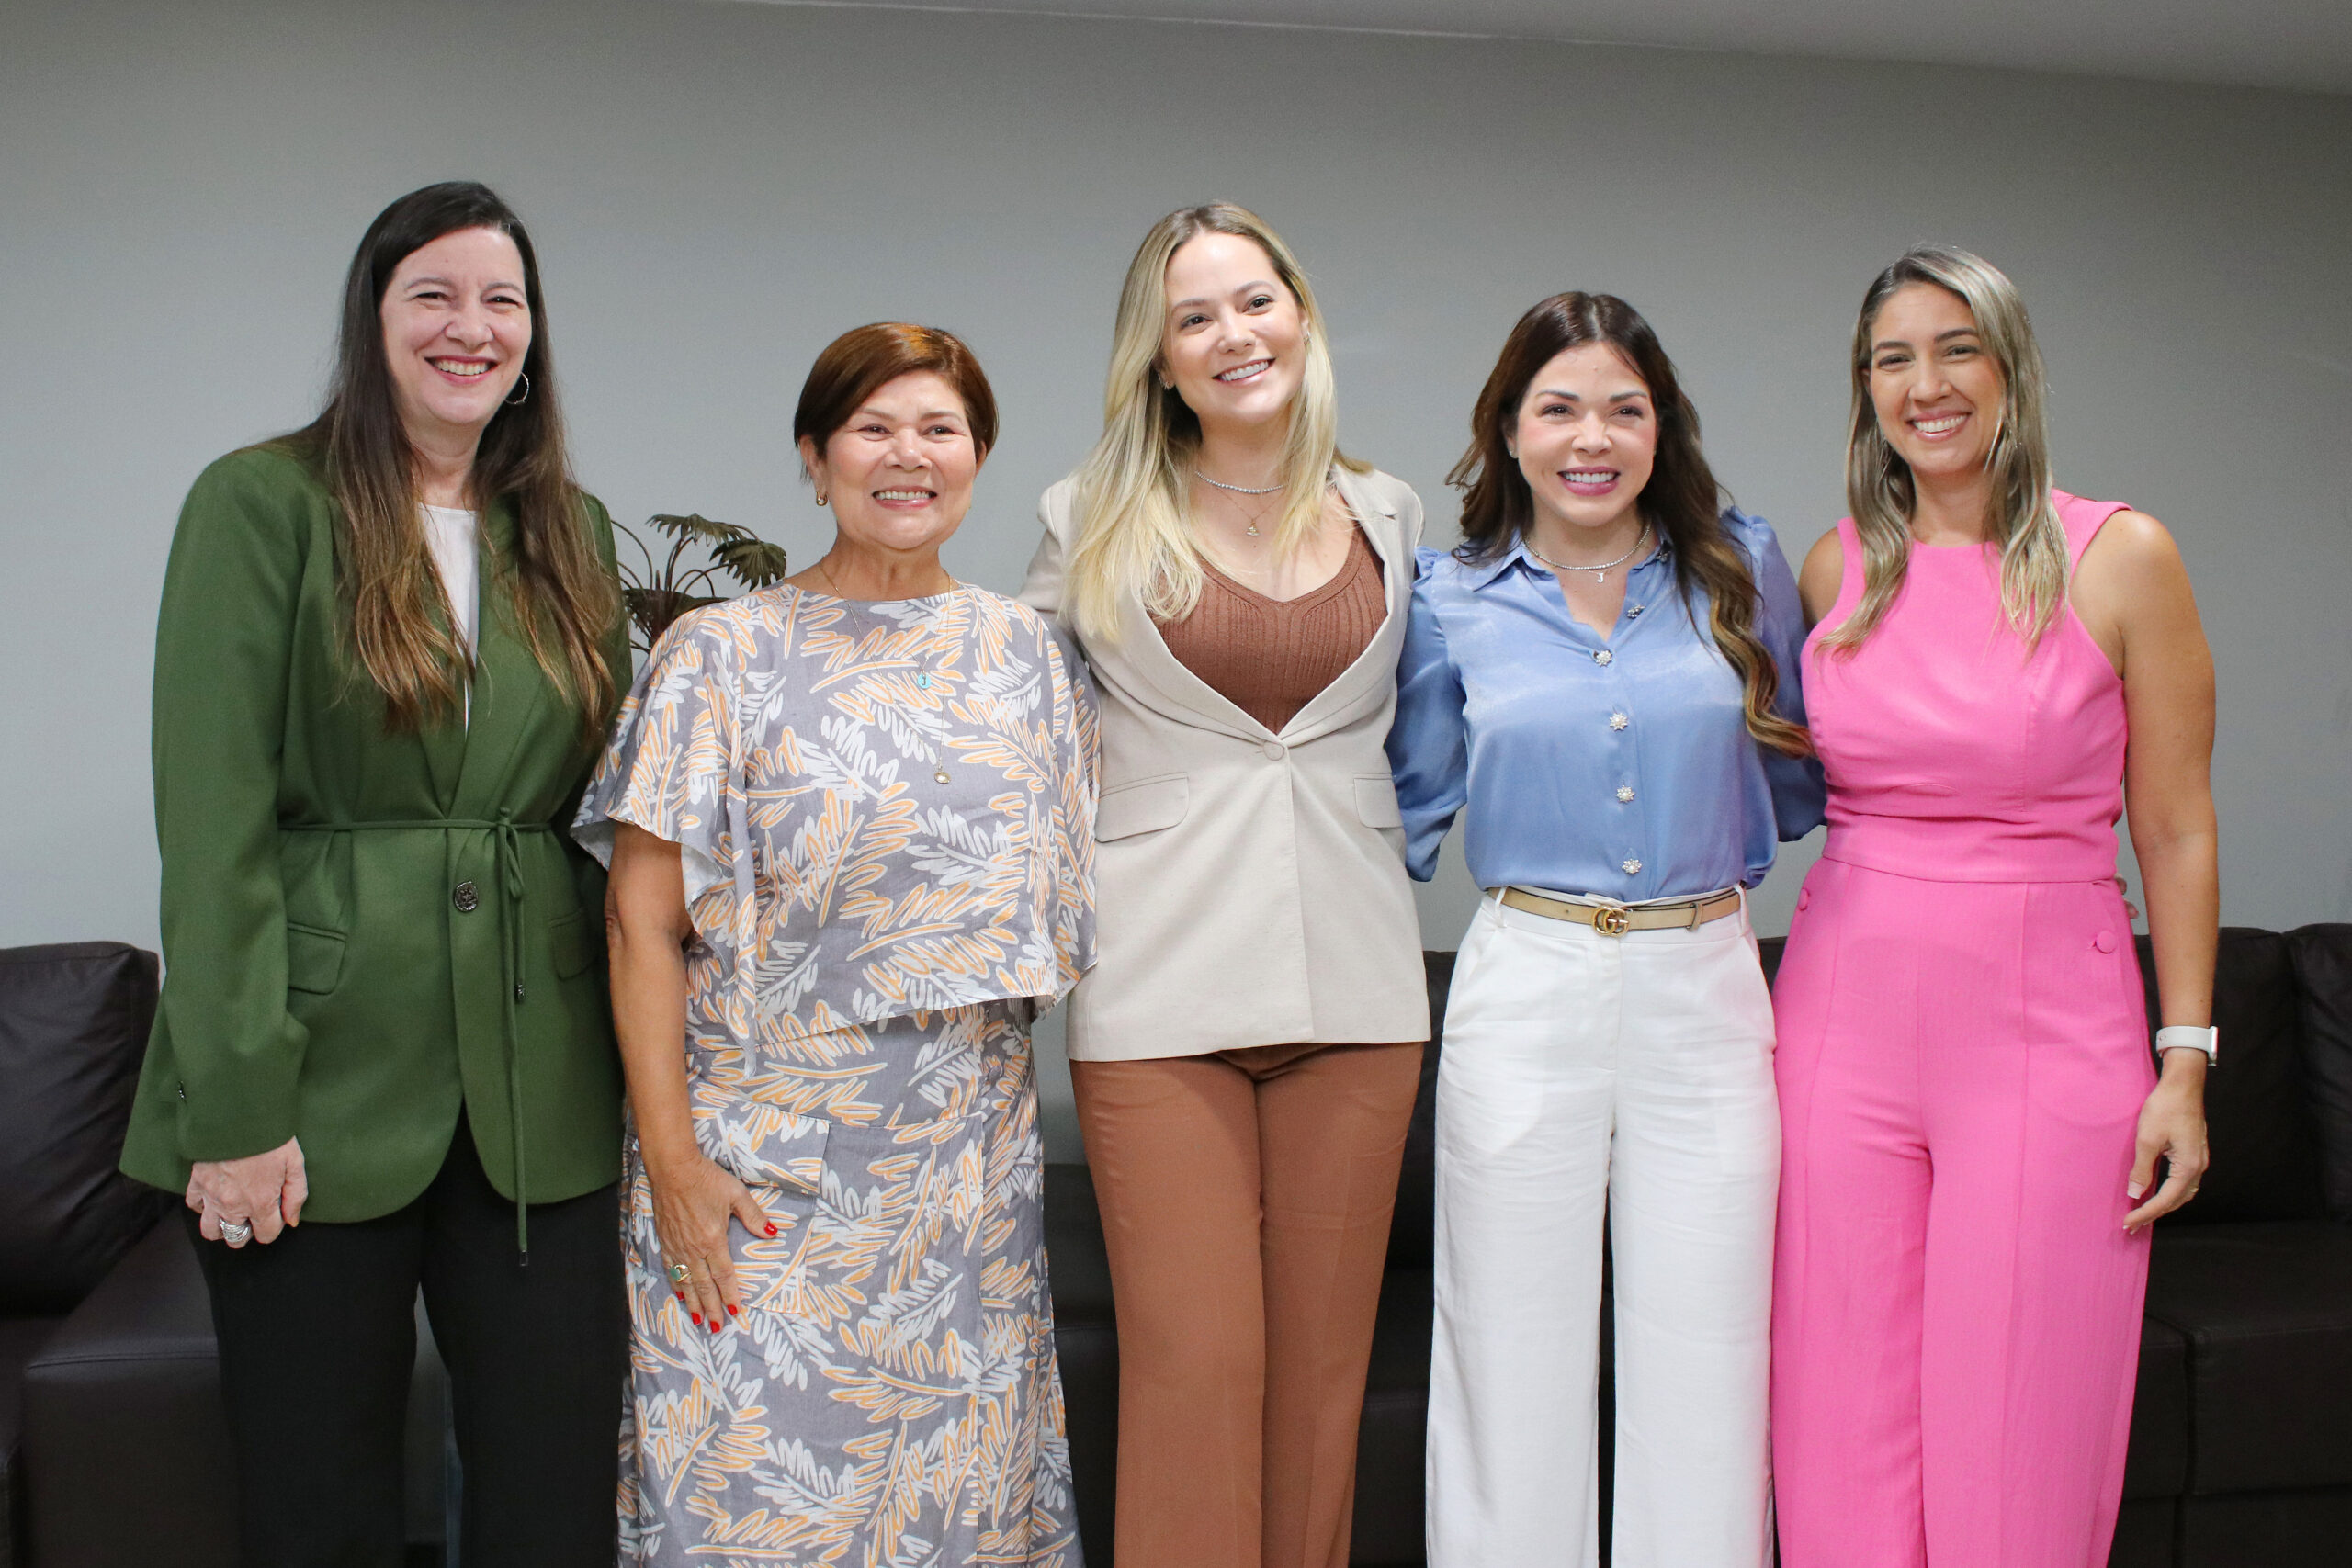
left=647, top=513, right=751, bottom=547
left=712, top=537, right=791, bottom=589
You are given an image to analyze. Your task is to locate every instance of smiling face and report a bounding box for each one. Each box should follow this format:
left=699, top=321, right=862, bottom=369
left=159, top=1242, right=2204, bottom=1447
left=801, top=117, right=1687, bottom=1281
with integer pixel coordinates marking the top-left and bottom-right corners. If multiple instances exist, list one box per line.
left=1511, top=344, right=1658, bottom=540
left=379, top=225, right=531, bottom=452
left=1159, top=231, right=1307, bottom=443
left=1865, top=281, right=2006, bottom=482
left=798, top=370, right=982, bottom=560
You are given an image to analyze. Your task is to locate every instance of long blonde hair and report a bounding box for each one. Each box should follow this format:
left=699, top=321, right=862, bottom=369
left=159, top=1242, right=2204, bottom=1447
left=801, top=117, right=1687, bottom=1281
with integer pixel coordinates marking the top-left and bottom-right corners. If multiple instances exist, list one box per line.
left=1822, top=244, right=2068, bottom=654
left=1063, top=202, right=1364, bottom=642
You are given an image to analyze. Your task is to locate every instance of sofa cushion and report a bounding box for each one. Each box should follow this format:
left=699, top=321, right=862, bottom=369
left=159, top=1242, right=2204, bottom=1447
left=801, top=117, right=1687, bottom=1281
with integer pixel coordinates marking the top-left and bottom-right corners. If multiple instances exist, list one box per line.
left=1385, top=953, right=1453, bottom=1274
left=2286, top=923, right=2352, bottom=1221
left=0, top=943, right=171, bottom=1314
left=1044, top=1163, right=1115, bottom=1562
left=2122, top=1312, right=2189, bottom=1501
left=2146, top=930, right=2325, bottom=1226
left=21, top=1221, right=237, bottom=1567
left=1353, top=1267, right=1433, bottom=1566
left=2178, top=1486, right=2352, bottom=1568
left=2, top=1315, right=62, bottom=1568
left=2143, top=1220, right=2352, bottom=1495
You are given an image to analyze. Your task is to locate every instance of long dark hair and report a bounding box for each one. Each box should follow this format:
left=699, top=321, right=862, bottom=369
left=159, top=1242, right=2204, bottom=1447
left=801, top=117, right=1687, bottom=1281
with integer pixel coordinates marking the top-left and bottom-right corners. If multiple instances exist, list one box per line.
left=1451, top=292, right=1809, bottom=758
left=281, top=180, right=616, bottom=738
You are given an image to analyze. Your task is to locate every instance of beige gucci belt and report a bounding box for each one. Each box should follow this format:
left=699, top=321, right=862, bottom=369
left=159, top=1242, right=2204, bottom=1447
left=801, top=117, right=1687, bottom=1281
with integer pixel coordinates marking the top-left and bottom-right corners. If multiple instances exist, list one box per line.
left=1493, top=885, right=1742, bottom=937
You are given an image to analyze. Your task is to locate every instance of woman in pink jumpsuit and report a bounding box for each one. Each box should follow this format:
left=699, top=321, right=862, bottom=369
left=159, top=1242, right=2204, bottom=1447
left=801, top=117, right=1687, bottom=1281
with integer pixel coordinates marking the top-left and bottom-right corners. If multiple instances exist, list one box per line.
left=1771, top=246, right=2220, bottom=1568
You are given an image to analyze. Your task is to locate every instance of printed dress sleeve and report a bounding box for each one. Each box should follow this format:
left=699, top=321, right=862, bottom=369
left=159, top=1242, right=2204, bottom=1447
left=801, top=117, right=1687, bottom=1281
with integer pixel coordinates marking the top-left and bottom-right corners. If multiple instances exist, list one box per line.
left=571, top=610, right=744, bottom=908
left=1043, top=625, right=1100, bottom=1002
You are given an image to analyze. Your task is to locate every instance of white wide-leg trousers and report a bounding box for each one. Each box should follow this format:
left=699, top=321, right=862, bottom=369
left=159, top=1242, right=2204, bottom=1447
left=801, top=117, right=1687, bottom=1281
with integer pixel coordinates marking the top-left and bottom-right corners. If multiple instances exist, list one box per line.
left=1426, top=891, right=1780, bottom=1568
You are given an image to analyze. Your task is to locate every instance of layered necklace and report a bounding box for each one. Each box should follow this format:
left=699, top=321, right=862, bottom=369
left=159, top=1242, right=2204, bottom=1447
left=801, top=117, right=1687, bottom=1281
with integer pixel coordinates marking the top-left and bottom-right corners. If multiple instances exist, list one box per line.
left=1196, top=468, right=1281, bottom=536
left=1527, top=523, right=1653, bottom=583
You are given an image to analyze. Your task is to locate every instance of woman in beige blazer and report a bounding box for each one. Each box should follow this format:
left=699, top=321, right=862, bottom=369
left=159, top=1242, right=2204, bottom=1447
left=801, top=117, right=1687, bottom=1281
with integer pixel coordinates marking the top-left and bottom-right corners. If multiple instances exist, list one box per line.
left=1020, top=202, right=1429, bottom=1568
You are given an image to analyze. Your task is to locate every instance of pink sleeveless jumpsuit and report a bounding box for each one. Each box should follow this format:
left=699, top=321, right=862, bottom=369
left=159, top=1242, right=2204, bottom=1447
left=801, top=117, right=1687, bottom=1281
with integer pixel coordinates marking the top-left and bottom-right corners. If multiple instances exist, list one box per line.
left=1771, top=491, right=2154, bottom=1567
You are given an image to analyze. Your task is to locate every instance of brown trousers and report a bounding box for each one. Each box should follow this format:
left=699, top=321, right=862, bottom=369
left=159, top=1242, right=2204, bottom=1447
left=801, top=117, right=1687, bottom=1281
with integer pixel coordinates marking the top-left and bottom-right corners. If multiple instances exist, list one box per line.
left=1072, top=1039, right=1425, bottom=1568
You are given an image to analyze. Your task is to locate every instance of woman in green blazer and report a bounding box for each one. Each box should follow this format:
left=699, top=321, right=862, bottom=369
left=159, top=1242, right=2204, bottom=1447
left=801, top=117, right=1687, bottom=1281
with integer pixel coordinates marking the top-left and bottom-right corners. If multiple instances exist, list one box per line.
left=122, top=182, right=631, bottom=1567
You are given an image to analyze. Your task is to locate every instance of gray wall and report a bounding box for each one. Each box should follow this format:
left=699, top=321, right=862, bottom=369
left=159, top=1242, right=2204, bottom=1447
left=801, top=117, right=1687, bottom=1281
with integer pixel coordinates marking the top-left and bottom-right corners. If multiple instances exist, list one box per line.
left=6, top=0, right=2348, bottom=1157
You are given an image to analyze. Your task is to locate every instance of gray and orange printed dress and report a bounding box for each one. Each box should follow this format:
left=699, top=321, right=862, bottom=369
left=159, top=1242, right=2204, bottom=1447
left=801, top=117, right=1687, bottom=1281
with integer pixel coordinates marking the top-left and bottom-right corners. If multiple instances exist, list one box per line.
left=573, top=581, right=1096, bottom=1568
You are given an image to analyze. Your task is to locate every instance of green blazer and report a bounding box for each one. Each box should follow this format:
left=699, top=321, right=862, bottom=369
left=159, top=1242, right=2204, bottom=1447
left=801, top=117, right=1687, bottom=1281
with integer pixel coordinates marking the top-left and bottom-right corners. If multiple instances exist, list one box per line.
left=122, top=444, right=630, bottom=1227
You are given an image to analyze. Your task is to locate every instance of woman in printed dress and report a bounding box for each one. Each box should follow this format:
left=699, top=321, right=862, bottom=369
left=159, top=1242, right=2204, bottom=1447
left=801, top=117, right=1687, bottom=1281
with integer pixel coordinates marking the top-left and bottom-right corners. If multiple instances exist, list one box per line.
left=576, top=322, right=1097, bottom=1567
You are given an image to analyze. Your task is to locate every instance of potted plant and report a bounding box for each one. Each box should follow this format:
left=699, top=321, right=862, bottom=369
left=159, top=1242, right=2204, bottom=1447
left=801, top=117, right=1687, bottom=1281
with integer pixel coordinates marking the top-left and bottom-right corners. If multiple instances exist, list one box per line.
left=614, top=513, right=790, bottom=654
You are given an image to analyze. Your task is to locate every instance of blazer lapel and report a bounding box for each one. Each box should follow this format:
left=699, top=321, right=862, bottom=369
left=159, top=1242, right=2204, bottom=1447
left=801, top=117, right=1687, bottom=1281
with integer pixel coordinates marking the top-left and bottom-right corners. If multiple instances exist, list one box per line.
left=1280, top=468, right=1408, bottom=741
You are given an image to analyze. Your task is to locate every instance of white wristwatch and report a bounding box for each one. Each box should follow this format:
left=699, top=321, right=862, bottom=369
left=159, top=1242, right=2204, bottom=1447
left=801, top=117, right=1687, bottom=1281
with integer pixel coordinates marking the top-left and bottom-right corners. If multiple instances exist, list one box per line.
left=2154, top=1025, right=2218, bottom=1065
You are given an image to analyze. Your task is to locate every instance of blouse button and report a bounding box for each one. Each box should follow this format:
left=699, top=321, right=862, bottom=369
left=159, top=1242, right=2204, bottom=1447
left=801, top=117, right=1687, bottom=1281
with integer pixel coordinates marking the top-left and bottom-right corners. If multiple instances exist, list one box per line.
left=1593, top=649, right=1614, bottom=666
left=1615, top=785, right=1635, bottom=803
left=1261, top=739, right=1286, bottom=761
left=1797, top=888, right=1812, bottom=912
left=2093, top=930, right=2117, bottom=953
left=1609, top=712, right=1629, bottom=731
left=1621, top=858, right=1642, bottom=874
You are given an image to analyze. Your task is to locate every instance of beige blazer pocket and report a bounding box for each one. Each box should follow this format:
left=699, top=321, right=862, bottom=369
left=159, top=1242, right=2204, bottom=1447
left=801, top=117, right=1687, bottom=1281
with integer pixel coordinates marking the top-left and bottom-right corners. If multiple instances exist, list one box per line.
left=1097, top=773, right=1190, bottom=841
left=1353, top=773, right=1405, bottom=829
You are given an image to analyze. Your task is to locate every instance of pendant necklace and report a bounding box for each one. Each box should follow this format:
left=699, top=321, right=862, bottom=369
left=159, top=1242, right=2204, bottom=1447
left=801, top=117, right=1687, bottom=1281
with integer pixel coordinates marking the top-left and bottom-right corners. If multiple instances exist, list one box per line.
left=816, top=559, right=956, bottom=784
left=1197, top=469, right=1282, bottom=536
left=1527, top=523, right=1653, bottom=583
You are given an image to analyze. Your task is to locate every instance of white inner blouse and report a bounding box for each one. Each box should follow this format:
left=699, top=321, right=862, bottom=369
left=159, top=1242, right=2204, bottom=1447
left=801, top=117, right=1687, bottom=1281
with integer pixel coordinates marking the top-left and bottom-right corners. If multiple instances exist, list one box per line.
left=422, top=504, right=480, bottom=723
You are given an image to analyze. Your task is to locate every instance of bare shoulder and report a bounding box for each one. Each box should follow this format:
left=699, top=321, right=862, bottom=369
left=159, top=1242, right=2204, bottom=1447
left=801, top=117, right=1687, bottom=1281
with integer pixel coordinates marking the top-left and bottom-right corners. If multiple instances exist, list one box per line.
left=2075, top=509, right=2188, bottom=590
left=1797, top=525, right=1845, bottom=625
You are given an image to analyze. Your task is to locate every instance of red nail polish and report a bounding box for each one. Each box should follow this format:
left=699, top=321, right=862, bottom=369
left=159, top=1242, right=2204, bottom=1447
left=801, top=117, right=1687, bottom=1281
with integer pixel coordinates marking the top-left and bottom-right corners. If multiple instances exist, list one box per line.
left=675, top=1290, right=685, bottom=1301
left=707, top=1318, right=719, bottom=1335
left=690, top=1312, right=701, bottom=1325
left=765, top=1224, right=777, bottom=1236
left=727, top=1303, right=739, bottom=1316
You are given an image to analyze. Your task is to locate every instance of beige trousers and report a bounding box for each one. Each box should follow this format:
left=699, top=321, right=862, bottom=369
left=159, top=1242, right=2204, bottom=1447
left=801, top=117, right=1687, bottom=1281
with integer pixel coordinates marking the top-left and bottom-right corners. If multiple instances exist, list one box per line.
left=1072, top=1039, right=1425, bottom=1568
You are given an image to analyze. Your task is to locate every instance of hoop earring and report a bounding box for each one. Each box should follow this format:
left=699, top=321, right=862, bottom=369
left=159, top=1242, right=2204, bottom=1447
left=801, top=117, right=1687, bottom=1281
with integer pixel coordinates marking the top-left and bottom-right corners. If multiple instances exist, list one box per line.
left=815, top=491, right=829, bottom=507
left=504, top=372, right=531, bottom=407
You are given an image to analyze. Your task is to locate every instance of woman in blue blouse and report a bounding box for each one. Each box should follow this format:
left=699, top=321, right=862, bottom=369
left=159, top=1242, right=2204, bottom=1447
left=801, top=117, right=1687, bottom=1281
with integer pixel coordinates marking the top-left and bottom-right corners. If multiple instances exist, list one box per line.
left=1389, top=293, right=1823, bottom=1568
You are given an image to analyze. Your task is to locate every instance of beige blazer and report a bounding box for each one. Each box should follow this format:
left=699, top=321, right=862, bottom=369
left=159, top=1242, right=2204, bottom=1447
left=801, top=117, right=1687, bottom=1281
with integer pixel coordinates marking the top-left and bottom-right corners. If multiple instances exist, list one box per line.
left=1019, top=466, right=1431, bottom=1061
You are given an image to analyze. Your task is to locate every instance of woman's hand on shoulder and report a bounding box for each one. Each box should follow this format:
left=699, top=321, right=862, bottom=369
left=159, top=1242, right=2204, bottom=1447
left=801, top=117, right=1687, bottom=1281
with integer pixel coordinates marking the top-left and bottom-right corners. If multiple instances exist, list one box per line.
left=643, top=1148, right=775, bottom=1329
left=186, top=1135, right=309, bottom=1247
left=1797, top=527, right=1844, bottom=630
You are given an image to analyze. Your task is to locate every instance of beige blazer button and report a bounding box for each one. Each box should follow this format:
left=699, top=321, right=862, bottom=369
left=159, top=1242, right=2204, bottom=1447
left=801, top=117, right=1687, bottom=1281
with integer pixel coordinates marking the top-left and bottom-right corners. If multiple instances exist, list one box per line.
left=1261, top=739, right=1287, bottom=761
left=452, top=881, right=480, bottom=913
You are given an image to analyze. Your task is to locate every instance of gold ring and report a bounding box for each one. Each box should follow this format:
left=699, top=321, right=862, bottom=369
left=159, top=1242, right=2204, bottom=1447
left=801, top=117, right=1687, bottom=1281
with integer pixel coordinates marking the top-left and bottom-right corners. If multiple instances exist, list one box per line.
left=667, top=1261, right=690, bottom=1283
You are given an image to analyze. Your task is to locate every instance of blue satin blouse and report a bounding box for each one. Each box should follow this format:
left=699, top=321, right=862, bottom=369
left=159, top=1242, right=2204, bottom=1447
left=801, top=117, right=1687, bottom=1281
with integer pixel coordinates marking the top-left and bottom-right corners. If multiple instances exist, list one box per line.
left=1386, top=509, right=1826, bottom=899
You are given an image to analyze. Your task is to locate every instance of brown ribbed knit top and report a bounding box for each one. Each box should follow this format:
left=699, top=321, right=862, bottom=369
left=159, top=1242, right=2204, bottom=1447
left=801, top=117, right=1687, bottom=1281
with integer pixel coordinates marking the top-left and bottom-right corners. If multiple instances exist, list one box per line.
left=1158, top=525, right=1386, bottom=733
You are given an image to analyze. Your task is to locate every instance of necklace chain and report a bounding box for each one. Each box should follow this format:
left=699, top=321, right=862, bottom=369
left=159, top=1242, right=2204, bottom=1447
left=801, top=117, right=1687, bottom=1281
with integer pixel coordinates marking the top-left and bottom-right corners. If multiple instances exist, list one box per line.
left=1195, top=468, right=1283, bottom=496
left=1526, top=524, right=1653, bottom=583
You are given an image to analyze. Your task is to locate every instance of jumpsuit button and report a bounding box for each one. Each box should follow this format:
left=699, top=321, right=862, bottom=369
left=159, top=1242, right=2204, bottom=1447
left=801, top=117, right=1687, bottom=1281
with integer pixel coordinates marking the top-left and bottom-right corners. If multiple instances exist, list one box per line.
left=452, top=881, right=479, bottom=913
left=1621, top=858, right=1642, bottom=874
left=1593, top=649, right=1614, bottom=666
left=1260, top=739, right=1286, bottom=761
left=1797, top=888, right=1812, bottom=912
left=1615, top=785, right=1635, bottom=803
left=2093, top=930, right=2117, bottom=953
left=1609, top=712, right=1629, bottom=731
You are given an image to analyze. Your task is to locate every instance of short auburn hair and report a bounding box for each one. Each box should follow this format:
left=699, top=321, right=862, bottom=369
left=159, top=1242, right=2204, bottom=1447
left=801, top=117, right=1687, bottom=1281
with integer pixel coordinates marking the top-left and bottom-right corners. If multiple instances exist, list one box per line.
left=792, top=321, right=1000, bottom=458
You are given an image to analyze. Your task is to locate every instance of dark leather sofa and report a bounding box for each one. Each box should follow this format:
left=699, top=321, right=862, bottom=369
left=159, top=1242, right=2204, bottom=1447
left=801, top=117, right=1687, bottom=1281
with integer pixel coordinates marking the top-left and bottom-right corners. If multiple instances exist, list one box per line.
left=1051, top=925, right=2352, bottom=1567
left=6, top=927, right=2347, bottom=1567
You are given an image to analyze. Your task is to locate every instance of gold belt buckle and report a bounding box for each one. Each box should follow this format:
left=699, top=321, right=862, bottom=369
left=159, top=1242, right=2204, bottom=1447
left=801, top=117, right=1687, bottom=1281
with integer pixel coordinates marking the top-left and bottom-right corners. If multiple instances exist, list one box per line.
left=1592, top=905, right=1631, bottom=937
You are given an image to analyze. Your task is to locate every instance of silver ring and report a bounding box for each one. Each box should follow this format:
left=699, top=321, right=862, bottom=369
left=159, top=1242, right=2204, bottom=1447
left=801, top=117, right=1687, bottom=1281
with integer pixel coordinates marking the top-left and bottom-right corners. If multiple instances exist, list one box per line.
left=220, top=1219, right=253, bottom=1245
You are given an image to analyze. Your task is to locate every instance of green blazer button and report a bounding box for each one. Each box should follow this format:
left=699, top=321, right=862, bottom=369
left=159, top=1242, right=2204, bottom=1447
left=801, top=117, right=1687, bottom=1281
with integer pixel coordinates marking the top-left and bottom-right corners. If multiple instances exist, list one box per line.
left=453, top=881, right=480, bottom=913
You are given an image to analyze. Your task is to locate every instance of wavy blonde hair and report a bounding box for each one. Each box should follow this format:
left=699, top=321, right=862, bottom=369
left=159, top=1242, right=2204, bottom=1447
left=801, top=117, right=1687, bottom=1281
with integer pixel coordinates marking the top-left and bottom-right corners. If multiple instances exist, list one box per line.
left=1062, top=202, right=1364, bottom=642
left=1823, top=245, right=2067, bottom=654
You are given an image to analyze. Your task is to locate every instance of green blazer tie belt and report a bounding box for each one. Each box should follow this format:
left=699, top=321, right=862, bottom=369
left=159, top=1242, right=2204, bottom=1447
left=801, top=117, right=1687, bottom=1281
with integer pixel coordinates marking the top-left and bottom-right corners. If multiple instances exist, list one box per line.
left=284, top=814, right=556, bottom=1255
